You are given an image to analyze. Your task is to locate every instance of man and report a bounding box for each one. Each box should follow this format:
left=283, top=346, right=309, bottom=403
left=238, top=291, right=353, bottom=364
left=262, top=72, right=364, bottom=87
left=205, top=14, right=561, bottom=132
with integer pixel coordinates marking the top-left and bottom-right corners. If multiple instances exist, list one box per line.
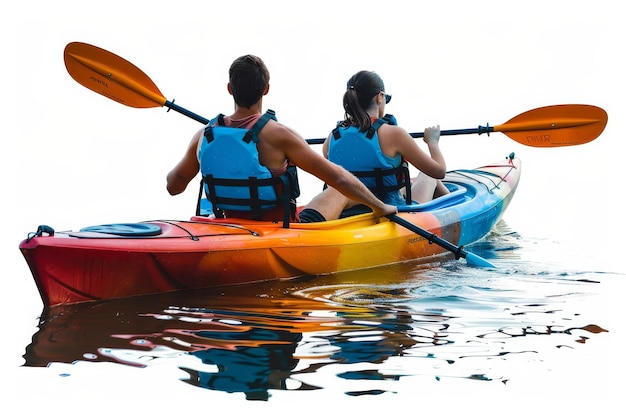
left=166, top=54, right=396, bottom=222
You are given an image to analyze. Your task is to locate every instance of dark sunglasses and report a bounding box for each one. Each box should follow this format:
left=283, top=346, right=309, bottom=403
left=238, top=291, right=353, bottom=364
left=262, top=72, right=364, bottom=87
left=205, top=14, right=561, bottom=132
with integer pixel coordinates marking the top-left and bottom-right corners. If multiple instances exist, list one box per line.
left=381, top=91, right=392, bottom=104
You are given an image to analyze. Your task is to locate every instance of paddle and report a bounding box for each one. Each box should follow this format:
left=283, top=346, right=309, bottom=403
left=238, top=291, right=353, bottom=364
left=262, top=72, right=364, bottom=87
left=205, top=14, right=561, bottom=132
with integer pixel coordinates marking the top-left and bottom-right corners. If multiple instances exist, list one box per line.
left=308, top=104, right=608, bottom=147
left=64, top=42, right=607, bottom=147
left=387, top=214, right=495, bottom=268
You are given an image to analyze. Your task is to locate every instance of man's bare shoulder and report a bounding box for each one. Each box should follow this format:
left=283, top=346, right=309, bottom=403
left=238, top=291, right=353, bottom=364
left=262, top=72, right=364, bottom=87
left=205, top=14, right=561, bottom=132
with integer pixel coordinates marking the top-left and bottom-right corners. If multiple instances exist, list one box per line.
left=262, top=119, right=306, bottom=145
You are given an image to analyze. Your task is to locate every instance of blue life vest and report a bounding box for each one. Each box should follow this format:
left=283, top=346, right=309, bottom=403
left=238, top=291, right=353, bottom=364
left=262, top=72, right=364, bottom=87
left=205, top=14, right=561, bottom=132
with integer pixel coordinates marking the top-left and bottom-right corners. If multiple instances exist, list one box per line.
left=328, top=114, right=411, bottom=205
left=198, top=110, right=299, bottom=227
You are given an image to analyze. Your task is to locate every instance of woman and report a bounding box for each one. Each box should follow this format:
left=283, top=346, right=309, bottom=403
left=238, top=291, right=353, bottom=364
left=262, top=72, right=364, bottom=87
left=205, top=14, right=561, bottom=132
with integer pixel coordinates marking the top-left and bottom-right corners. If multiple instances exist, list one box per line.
left=302, top=70, right=449, bottom=222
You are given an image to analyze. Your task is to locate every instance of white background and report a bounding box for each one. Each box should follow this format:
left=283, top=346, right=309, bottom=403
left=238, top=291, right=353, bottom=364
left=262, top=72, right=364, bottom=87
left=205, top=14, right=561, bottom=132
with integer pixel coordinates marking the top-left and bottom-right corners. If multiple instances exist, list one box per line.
left=2, top=0, right=624, bottom=414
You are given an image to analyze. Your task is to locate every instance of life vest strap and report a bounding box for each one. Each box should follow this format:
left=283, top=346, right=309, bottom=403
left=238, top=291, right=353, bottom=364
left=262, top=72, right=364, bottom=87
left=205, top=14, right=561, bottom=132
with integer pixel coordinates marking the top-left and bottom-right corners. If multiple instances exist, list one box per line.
left=198, top=165, right=299, bottom=228
left=349, top=162, right=412, bottom=204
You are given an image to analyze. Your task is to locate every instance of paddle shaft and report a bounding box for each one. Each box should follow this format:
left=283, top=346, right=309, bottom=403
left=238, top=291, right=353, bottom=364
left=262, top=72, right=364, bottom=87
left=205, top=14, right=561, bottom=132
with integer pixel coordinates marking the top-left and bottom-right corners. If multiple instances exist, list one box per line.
left=305, top=127, right=492, bottom=145
left=160, top=101, right=492, bottom=144
left=148, top=100, right=607, bottom=147
left=151, top=101, right=607, bottom=147
left=165, top=100, right=210, bottom=125
left=387, top=214, right=495, bottom=268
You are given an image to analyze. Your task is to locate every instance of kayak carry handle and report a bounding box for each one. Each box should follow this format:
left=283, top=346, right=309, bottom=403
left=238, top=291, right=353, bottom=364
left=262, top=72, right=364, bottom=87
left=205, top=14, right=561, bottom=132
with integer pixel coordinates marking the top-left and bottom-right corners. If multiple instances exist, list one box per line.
left=27, top=225, right=55, bottom=242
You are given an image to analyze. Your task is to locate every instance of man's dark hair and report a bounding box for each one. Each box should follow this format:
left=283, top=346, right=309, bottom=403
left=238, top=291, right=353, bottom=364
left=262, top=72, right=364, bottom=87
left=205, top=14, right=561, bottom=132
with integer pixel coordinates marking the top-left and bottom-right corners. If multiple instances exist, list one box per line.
left=229, top=55, right=270, bottom=108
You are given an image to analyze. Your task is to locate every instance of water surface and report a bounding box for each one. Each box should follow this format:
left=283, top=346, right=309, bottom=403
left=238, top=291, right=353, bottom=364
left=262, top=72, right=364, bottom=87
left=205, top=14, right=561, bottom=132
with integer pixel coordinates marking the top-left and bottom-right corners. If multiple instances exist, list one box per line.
left=18, top=222, right=619, bottom=411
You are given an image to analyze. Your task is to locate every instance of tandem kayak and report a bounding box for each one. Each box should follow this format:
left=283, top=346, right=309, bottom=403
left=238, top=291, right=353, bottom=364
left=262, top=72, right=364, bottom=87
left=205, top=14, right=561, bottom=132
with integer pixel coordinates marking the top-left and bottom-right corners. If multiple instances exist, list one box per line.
left=20, top=154, right=521, bottom=308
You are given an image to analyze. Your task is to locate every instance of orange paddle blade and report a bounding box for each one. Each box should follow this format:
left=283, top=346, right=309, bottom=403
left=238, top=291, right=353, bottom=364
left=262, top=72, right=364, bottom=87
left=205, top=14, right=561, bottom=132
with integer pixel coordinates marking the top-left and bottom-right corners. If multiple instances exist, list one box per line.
left=64, top=42, right=167, bottom=108
left=494, top=104, right=607, bottom=147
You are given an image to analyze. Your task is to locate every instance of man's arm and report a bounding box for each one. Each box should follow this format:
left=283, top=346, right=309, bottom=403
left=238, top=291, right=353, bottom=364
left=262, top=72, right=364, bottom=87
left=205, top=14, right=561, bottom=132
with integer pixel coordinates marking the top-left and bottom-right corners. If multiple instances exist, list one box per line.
left=166, top=129, right=202, bottom=195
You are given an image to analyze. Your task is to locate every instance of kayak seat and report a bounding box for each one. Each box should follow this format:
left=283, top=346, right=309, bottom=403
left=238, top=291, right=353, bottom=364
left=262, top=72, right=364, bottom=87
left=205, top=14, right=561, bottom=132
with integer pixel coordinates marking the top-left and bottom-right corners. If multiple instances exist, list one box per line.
left=338, top=182, right=468, bottom=218
left=397, top=183, right=469, bottom=212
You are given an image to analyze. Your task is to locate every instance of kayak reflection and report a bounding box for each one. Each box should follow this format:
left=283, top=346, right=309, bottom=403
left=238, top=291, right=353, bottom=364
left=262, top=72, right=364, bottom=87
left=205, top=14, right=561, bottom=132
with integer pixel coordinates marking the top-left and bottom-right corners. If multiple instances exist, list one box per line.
left=22, top=274, right=441, bottom=400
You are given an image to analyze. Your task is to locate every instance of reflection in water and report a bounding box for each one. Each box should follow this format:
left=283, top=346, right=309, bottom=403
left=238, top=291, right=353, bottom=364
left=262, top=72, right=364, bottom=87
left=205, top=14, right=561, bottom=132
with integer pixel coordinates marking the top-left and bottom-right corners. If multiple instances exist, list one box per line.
left=23, top=282, right=429, bottom=400
left=22, top=222, right=612, bottom=400
left=182, top=326, right=304, bottom=400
